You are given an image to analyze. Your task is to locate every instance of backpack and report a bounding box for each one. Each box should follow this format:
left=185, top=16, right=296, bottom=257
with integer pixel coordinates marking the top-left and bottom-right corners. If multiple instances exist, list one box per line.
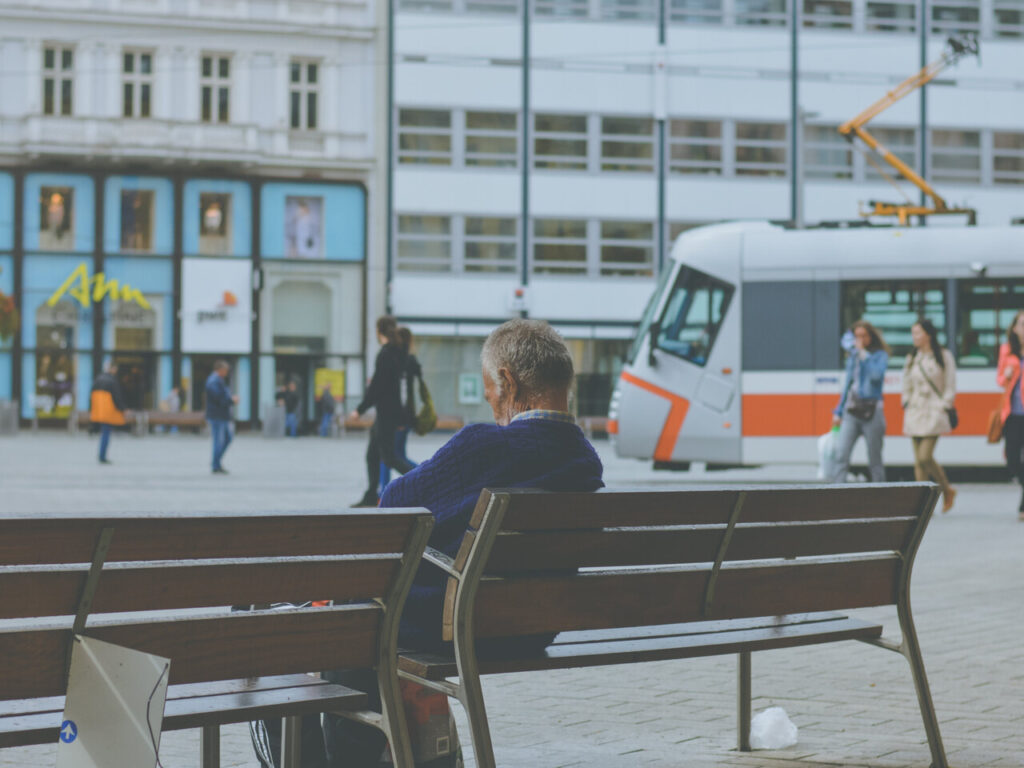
left=414, top=376, right=437, bottom=435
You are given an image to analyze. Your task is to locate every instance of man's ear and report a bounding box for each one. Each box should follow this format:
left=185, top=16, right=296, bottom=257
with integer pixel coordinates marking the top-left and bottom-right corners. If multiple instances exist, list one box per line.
left=498, top=367, right=518, bottom=401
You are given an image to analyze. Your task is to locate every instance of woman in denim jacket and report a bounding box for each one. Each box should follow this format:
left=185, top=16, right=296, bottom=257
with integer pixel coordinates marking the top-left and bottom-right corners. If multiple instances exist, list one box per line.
left=829, top=320, right=890, bottom=483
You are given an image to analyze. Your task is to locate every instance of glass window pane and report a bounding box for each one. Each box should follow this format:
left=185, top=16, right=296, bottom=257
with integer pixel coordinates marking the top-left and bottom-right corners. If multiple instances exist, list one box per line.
left=671, top=119, right=721, bottom=138
left=399, top=215, right=451, bottom=235
left=535, top=113, right=587, bottom=133
left=534, top=219, right=586, bottom=239
left=290, top=62, right=301, bottom=82
left=202, top=56, right=213, bottom=78
left=958, top=280, right=1024, bottom=366
left=466, top=217, right=516, bottom=236
left=218, top=87, right=229, bottom=122
left=61, top=79, right=72, bottom=115
left=656, top=267, right=735, bottom=366
left=140, top=53, right=152, bottom=74
left=44, top=48, right=55, bottom=70
left=467, top=111, right=516, bottom=130
left=841, top=281, right=946, bottom=365
left=201, top=86, right=212, bottom=122
left=307, top=63, right=318, bottom=84
left=123, top=82, right=134, bottom=117
left=61, top=49, right=73, bottom=70
left=290, top=91, right=301, bottom=129
left=306, top=93, right=317, bottom=129
left=140, top=83, right=151, bottom=117
left=123, top=52, right=134, bottom=73
left=219, top=57, right=230, bottom=78
left=399, top=109, right=450, bottom=128
left=43, top=79, right=55, bottom=115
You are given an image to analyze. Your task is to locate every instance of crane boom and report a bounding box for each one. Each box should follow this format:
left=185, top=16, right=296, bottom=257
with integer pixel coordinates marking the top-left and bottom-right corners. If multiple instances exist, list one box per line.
left=837, top=35, right=979, bottom=225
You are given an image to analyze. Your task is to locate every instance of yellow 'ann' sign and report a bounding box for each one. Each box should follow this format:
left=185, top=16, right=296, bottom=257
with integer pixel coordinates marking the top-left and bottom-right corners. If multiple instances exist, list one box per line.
left=47, top=262, right=151, bottom=310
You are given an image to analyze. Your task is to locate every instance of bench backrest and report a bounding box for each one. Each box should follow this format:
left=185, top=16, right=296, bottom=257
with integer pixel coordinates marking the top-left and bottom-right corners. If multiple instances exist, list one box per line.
left=442, top=484, right=937, bottom=642
left=0, top=509, right=432, bottom=701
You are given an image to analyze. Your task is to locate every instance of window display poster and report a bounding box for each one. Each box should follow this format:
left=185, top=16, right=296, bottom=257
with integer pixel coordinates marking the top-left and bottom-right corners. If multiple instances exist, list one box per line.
left=285, top=196, right=323, bottom=259
left=181, top=258, right=252, bottom=353
left=0, top=172, right=13, bottom=250
left=183, top=179, right=252, bottom=257
left=21, top=254, right=95, bottom=351
left=34, top=347, right=75, bottom=418
left=23, top=173, right=95, bottom=252
left=103, top=176, right=174, bottom=255
left=260, top=182, right=365, bottom=261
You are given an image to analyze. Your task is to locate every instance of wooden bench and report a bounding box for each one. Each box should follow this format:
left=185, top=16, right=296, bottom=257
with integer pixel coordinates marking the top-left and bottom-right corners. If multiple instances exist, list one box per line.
left=145, top=410, right=208, bottom=433
left=398, top=483, right=948, bottom=768
left=0, top=508, right=434, bottom=768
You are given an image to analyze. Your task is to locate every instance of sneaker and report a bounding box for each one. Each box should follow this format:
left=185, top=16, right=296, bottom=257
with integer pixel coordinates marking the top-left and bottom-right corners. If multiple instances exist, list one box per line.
left=99, top=459, right=112, bottom=465
left=212, top=467, right=229, bottom=475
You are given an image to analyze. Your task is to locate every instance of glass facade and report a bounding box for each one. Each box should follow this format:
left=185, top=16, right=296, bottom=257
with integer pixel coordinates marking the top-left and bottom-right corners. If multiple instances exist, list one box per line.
left=0, top=170, right=367, bottom=429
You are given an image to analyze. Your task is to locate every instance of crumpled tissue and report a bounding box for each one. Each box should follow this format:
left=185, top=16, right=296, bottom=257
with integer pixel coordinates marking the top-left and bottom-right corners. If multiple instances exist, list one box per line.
left=749, top=706, right=798, bottom=750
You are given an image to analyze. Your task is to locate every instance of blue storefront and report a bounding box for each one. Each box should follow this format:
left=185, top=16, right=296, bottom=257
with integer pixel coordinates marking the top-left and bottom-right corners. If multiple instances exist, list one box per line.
left=0, top=169, right=367, bottom=427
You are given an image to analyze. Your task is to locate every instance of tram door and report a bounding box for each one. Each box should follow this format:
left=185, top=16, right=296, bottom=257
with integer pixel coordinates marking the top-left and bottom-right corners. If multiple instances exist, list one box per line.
left=616, top=242, right=741, bottom=464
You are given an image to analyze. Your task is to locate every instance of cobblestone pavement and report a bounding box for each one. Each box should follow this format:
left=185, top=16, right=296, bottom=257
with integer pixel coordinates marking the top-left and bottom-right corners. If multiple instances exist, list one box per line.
left=1, top=431, right=1022, bottom=767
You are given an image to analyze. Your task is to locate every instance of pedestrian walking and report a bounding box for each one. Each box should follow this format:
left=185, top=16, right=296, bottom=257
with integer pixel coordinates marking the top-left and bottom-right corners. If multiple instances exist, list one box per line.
left=279, top=379, right=301, bottom=437
left=902, top=318, right=957, bottom=512
left=317, top=384, right=336, bottom=437
left=205, top=360, right=238, bottom=474
left=159, top=385, right=182, bottom=433
left=378, top=326, right=420, bottom=494
left=90, top=363, right=126, bottom=465
left=996, top=309, right=1024, bottom=519
left=351, top=316, right=415, bottom=507
left=830, top=320, right=890, bottom=483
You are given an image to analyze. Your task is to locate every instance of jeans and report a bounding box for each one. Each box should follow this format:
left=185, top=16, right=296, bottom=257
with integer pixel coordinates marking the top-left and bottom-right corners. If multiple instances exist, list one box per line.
left=379, top=427, right=417, bottom=495
left=98, top=424, right=112, bottom=461
left=364, top=419, right=416, bottom=498
left=829, top=404, right=886, bottom=483
left=319, top=412, right=332, bottom=437
left=209, top=419, right=232, bottom=470
left=285, top=413, right=298, bottom=437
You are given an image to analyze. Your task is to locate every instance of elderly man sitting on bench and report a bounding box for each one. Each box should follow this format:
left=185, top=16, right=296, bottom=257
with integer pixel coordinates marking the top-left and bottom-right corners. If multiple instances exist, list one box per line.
left=314, top=319, right=605, bottom=767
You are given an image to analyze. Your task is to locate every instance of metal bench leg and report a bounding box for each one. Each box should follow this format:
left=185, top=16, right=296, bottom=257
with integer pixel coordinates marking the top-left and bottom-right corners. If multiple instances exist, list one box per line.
left=737, top=651, right=751, bottom=752
left=200, top=724, right=220, bottom=768
left=899, top=609, right=948, bottom=768
left=458, top=666, right=497, bottom=768
left=280, top=715, right=302, bottom=768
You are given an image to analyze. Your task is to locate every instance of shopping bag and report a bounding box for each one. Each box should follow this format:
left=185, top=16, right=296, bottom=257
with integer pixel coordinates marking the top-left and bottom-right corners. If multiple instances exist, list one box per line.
left=414, top=377, right=437, bottom=436
left=817, top=429, right=839, bottom=480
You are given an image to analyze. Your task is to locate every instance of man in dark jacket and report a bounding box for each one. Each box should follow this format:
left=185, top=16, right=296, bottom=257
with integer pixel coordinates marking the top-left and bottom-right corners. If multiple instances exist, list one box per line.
left=90, top=363, right=126, bottom=464
left=205, top=360, right=238, bottom=474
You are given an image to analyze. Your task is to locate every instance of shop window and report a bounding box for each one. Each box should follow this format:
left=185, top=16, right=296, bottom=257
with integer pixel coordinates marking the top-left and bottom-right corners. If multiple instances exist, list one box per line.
left=957, top=280, right=1024, bottom=368
left=398, top=109, right=453, bottom=165
left=865, top=0, right=916, bottom=31
left=803, top=0, right=852, bottom=27
left=841, top=281, right=946, bottom=366
left=669, top=119, right=722, bottom=175
left=34, top=300, right=78, bottom=419
left=38, top=186, right=75, bottom=251
left=534, top=113, right=588, bottom=171
left=532, top=218, right=588, bottom=275
left=120, top=190, right=155, bottom=252
left=43, top=45, right=74, bottom=117
left=285, top=196, right=325, bottom=259
left=201, top=54, right=231, bottom=124
left=397, top=215, right=452, bottom=272
left=599, top=220, right=654, bottom=277
left=122, top=49, right=153, bottom=119
left=735, top=121, right=787, bottom=177
left=533, top=0, right=589, bottom=17
left=199, top=192, right=233, bottom=255
left=994, top=0, right=1024, bottom=36
left=930, top=129, right=981, bottom=185
left=465, top=111, right=517, bottom=168
left=289, top=59, right=319, bottom=131
left=735, top=0, right=787, bottom=26
left=599, top=0, right=657, bottom=21
left=865, top=126, right=916, bottom=180
left=931, top=0, right=980, bottom=33
left=993, top=132, right=1024, bottom=185
left=670, top=0, right=724, bottom=24
left=804, top=125, right=852, bottom=180
left=600, top=117, right=654, bottom=173
left=464, top=217, right=517, bottom=273
left=656, top=266, right=734, bottom=367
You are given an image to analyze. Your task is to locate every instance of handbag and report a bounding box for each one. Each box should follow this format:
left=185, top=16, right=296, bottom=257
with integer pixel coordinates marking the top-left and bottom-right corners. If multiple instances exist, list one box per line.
left=845, top=392, right=877, bottom=420
left=916, top=359, right=957, bottom=431
left=414, top=375, right=437, bottom=436
left=987, top=408, right=1004, bottom=444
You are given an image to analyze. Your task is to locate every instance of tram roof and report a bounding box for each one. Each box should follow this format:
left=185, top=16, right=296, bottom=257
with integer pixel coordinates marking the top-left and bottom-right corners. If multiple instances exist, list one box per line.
left=671, top=221, right=1024, bottom=279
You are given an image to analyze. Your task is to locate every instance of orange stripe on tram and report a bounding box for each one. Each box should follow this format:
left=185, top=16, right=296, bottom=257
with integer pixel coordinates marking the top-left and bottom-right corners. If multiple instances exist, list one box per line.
left=619, top=372, right=690, bottom=462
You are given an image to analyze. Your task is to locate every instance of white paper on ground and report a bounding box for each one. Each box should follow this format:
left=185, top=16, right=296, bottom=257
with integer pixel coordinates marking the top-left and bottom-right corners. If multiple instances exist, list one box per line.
left=56, top=635, right=170, bottom=768
left=749, top=706, right=799, bottom=750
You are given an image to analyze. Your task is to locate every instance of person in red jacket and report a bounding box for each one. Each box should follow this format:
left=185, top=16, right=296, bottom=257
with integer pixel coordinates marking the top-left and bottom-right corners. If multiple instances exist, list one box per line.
left=90, top=363, right=126, bottom=464
left=996, top=310, right=1024, bottom=519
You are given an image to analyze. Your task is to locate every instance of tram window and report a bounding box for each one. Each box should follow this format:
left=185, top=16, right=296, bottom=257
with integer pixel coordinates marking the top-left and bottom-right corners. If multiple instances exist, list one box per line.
left=957, top=280, right=1024, bottom=367
left=628, top=264, right=675, bottom=364
left=655, top=267, right=734, bottom=367
left=841, top=281, right=945, bottom=366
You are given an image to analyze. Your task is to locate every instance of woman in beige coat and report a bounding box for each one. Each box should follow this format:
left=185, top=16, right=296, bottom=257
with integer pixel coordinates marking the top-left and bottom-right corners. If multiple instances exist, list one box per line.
left=902, top=319, right=957, bottom=512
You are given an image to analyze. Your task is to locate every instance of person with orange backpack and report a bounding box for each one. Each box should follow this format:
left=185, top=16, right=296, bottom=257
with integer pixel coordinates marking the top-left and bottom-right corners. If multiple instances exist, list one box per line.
left=90, top=363, right=126, bottom=465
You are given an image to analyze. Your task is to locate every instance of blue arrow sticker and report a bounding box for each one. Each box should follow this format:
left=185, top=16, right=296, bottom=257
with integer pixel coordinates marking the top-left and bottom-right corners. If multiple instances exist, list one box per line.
left=60, top=720, right=78, bottom=744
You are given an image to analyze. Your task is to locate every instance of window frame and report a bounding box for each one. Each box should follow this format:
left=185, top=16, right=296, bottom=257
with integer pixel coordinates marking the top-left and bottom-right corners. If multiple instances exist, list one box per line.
left=122, top=49, right=155, bottom=119
left=43, top=44, right=74, bottom=117
left=668, top=118, right=724, bottom=176
left=463, top=216, right=518, bottom=273
left=654, top=265, right=735, bottom=368
left=396, top=214, right=454, bottom=273
left=599, top=116, right=655, bottom=174
left=397, top=108, right=453, bottom=166
left=533, top=113, right=590, bottom=172
left=734, top=120, right=788, bottom=177
left=532, top=217, right=589, bottom=275
left=599, top=220, right=655, bottom=277
left=464, top=110, right=518, bottom=169
left=200, top=53, right=231, bottom=124
left=289, top=58, right=321, bottom=132
left=840, top=280, right=947, bottom=367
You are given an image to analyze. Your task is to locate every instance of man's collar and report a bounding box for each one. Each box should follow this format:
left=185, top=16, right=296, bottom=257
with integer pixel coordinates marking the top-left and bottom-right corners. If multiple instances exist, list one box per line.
left=510, top=409, right=575, bottom=425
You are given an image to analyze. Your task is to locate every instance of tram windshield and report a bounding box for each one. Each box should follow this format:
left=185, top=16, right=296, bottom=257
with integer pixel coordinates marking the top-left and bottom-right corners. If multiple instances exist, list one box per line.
left=654, top=267, right=734, bottom=367
left=628, top=263, right=675, bottom=364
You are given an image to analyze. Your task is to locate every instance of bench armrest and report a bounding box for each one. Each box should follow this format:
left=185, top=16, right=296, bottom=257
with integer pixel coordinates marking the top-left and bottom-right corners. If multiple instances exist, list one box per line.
left=423, top=546, right=460, bottom=579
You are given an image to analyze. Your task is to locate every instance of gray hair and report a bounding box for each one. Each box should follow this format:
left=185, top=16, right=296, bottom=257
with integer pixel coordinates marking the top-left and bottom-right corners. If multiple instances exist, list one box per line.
left=481, top=319, right=575, bottom=394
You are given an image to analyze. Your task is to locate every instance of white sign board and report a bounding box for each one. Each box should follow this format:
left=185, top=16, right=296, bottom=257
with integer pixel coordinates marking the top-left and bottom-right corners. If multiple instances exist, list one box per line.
left=181, top=258, right=252, bottom=353
left=57, top=636, right=170, bottom=768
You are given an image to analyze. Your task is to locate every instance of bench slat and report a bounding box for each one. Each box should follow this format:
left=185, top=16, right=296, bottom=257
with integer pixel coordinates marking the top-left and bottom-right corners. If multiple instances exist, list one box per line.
left=0, top=676, right=367, bottom=749
left=480, top=485, right=930, bottom=530
left=465, top=557, right=899, bottom=638
left=483, top=518, right=915, bottom=571
left=0, top=606, right=380, bottom=700
left=0, top=557, right=400, bottom=619
left=0, top=511, right=424, bottom=565
left=401, top=613, right=883, bottom=680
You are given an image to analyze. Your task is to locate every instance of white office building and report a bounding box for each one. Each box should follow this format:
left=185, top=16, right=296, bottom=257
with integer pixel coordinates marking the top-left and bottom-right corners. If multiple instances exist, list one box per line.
left=391, top=0, right=1024, bottom=421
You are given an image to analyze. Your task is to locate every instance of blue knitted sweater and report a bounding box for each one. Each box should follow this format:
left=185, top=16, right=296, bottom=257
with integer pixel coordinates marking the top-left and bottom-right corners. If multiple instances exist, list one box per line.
left=380, top=418, right=605, bottom=649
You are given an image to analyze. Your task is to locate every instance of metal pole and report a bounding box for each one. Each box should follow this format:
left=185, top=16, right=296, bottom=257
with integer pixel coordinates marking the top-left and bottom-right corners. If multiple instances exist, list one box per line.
left=789, top=0, right=799, bottom=225
left=520, top=0, right=531, bottom=293
left=656, top=0, right=667, bottom=271
left=385, top=0, right=396, bottom=310
left=919, top=0, right=928, bottom=219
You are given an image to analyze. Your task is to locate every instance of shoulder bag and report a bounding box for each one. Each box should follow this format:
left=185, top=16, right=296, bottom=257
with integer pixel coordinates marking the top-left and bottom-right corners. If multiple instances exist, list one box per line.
left=916, top=358, right=958, bottom=430
left=414, top=375, right=437, bottom=436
